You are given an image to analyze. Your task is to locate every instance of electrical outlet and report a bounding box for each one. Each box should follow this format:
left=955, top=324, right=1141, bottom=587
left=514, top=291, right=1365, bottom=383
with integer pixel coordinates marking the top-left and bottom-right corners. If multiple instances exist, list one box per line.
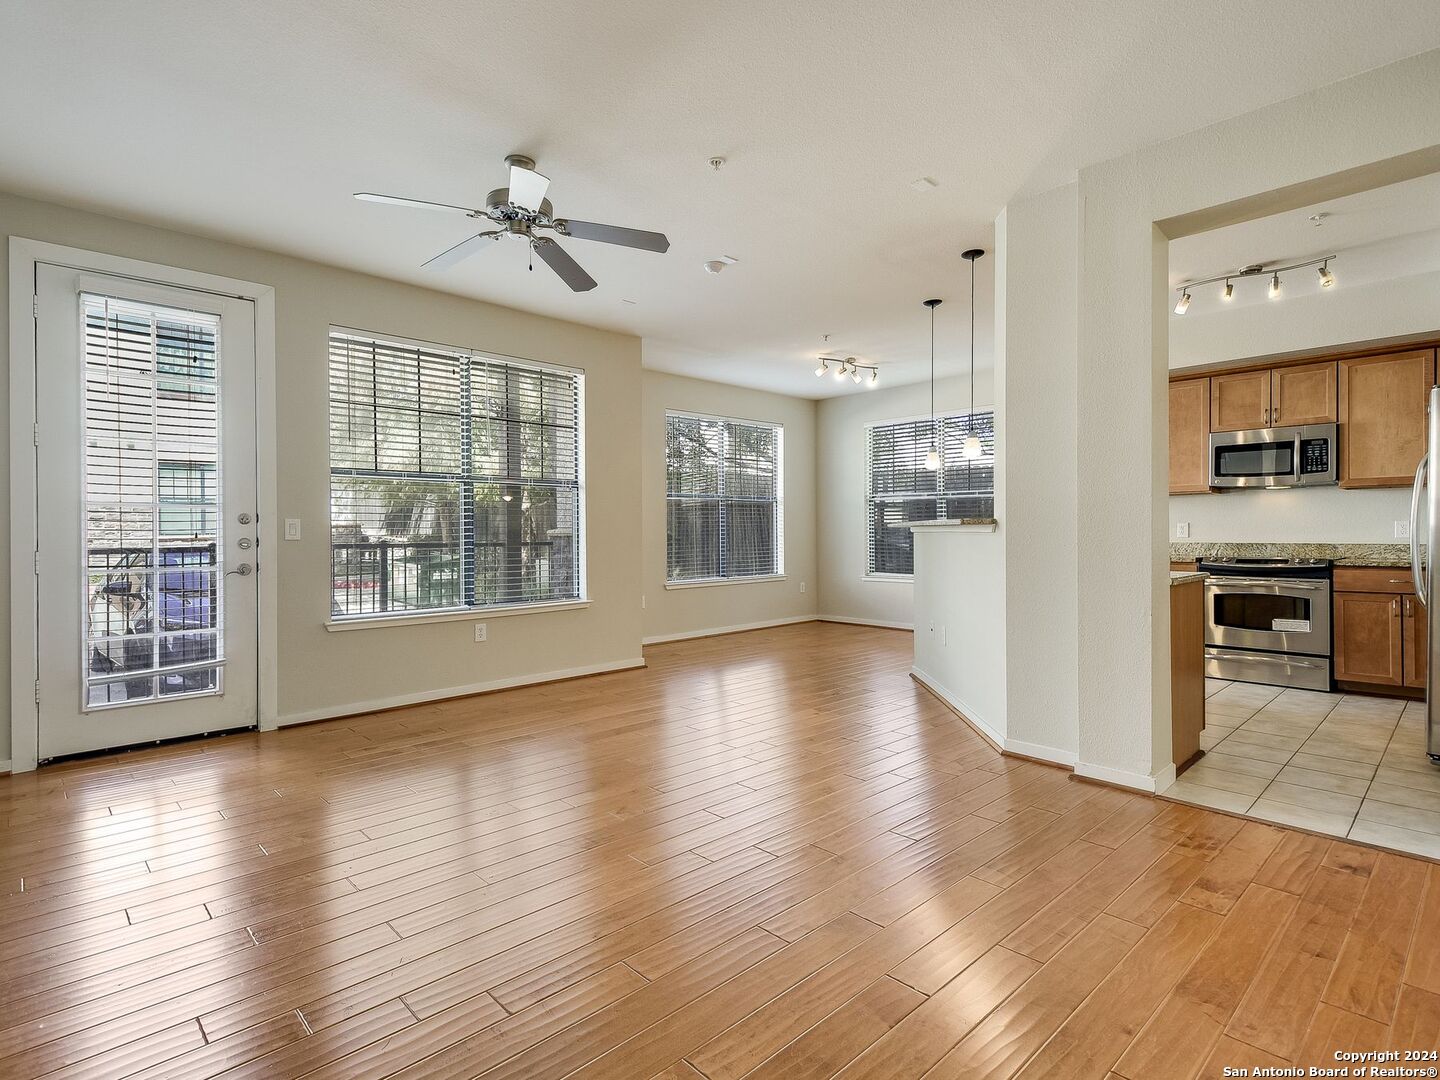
left=473, top=623, right=487, bottom=642
left=284, top=518, right=302, bottom=541
left=1175, top=522, right=1190, bottom=539
left=1396, top=520, right=1411, bottom=540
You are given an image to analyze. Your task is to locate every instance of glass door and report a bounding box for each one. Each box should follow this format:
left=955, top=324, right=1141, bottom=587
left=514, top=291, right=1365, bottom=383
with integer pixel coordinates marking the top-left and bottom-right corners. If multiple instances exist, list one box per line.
left=35, top=266, right=258, bottom=760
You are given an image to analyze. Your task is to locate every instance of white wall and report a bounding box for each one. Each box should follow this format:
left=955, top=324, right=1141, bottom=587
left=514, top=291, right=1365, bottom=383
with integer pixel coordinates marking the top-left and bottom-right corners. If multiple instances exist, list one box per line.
left=2, top=189, right=646, bottom=761
left=911, top=525, right=1007, bottom=745
left=815, top=371, right=995, bottom=629
left=1060, top=49, right=1440, bottom=790
left=640, top=370, right=817, bottom=642
left=1167, top=266, right=1439, bottom=546
left=996, top=184, right=1081, bottom=765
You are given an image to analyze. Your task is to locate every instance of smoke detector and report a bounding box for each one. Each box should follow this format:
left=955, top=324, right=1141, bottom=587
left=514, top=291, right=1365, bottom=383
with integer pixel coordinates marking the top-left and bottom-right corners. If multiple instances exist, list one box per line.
left=703, top=255, right=739, bottom=275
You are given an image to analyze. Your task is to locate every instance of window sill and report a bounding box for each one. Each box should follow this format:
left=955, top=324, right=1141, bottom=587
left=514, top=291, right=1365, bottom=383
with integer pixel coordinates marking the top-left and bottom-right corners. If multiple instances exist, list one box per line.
left=664, top=574, right=787, bottom=591
left=326, top=599, right=591, bottom=631
left=863, top=573, right=914, bottom=583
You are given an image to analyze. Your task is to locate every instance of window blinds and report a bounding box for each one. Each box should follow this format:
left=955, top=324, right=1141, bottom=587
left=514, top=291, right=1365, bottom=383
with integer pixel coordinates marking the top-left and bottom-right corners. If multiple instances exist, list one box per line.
left=866, top=411, right=995, bottom=576
left=666, top=413, right=783, bottom=582
left=329, top=330, right=584, bottom=617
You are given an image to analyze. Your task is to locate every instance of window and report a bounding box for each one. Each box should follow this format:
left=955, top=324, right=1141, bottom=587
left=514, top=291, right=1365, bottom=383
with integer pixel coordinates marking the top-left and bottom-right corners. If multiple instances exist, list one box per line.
left=328, top=329, right=584, bottom=619
left=666, top=412, right=783, bottom=583
left=866, top=411, right=995, bottom=576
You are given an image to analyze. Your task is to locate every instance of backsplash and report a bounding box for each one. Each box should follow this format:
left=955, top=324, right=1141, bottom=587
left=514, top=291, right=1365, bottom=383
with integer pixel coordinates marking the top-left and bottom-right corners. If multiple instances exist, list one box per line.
left=1170, top=541, right=1412, bottom=567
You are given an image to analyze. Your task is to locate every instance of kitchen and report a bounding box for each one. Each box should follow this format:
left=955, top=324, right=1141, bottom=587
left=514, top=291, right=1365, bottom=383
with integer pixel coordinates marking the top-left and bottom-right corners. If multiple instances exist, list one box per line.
left=1162, top=171, right=1440, bottom=858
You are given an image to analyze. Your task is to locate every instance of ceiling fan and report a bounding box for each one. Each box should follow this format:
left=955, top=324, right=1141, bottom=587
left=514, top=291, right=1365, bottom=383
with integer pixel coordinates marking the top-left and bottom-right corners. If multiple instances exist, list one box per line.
left=354, top=154, right=670, bottom=292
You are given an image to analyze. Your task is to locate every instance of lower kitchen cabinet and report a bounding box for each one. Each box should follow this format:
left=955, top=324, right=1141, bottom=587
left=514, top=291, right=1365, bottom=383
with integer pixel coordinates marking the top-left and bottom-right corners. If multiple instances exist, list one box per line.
left=1404, top=593, right=1427, bottom=690
left=1333, top=591, right=1404, bottom=687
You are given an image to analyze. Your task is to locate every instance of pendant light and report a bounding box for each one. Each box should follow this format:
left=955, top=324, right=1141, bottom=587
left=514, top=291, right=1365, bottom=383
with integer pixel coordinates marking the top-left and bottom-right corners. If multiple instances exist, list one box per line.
left=923, top=298, right=942, bottom=471
left=960, top=249, right=985, bottom=460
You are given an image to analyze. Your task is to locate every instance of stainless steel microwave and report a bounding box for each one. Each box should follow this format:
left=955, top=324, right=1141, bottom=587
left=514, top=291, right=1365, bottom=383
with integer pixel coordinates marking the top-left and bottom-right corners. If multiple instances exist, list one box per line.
left=1208, top=423, right=1338, bottom=489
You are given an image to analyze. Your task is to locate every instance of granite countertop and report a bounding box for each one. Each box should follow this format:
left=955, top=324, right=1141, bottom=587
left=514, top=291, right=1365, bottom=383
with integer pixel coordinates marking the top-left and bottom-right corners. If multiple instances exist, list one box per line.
left=1170, top=571, right=1206, bottom=585
left=1170, top=541, right=1412, bottom=568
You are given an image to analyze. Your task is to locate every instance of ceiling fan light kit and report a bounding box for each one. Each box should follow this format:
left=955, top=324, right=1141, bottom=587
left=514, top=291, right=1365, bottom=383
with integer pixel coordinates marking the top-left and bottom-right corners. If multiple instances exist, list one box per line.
left=355, top=153, right=671, bottom=292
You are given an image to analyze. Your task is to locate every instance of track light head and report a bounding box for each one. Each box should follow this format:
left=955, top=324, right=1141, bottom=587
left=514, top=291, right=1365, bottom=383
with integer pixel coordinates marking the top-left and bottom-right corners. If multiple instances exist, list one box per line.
left=1318, top=262, right=1335, bottom=288
left=834, top=362, right=847, bottom=381
left=815, top=359, right=827, bottom=377
left=1223, top=280, right=1234, bottom=301
left=869, top=368, right=878, bottom=386
left=1269, top=272, right=1282, bottom=299
left=1173, top=290, right=1191, bottom=315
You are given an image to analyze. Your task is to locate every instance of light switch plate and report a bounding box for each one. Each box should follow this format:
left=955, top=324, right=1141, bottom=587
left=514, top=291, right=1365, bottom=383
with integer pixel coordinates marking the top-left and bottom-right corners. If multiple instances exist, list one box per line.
left=1176, top=522, right=1190, bottom=539
left=284, top=518, right=302, bottom=541
left=474, top=623, right=487, bottom=642
left=1395, top=520, right=1411, bottom=540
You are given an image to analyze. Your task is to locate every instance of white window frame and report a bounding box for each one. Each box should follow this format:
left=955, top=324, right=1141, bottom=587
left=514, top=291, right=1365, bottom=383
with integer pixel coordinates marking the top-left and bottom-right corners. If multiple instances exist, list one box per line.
left=863, top=409, right=995, bottom=581
left=664, top=409, right=785, bottom=588
left=325, top=325, right=588, bottom=628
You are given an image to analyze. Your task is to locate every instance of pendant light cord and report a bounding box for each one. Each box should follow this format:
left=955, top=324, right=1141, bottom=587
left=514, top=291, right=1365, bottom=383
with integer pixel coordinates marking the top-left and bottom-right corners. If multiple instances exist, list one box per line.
left=930, top=303, right=936, bottom=434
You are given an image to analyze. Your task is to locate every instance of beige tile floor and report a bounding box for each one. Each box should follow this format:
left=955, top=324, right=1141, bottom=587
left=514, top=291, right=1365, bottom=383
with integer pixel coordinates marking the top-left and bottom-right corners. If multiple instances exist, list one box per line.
left=1161, top=677, right=1440, bottom=860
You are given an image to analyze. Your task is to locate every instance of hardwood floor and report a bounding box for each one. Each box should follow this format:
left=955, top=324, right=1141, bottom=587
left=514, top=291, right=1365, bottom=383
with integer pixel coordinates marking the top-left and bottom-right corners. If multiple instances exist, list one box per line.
left=2, top=621, right=1438, bottom=1078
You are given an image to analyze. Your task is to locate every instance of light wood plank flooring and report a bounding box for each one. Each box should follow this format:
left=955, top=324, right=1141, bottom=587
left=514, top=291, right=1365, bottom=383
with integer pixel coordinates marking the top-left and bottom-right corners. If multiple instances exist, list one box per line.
left=1, top=621, right=1438, bottom=1078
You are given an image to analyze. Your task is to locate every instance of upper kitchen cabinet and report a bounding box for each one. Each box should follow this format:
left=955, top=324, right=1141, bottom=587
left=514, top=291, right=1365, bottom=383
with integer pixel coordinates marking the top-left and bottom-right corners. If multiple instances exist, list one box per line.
left=1270, top=361, right=1337, bottom=426
left=1169, top=378, right=1211, bottom=495
left=1210, top=370, right=1271, bottom=432
left=1339, top=348, right=1436, bottom=488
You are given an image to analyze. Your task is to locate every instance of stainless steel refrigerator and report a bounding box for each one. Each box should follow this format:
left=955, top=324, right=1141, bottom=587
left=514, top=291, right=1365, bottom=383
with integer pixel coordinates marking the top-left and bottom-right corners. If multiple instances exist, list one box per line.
left=1412, top=383, right=1440, bottom=763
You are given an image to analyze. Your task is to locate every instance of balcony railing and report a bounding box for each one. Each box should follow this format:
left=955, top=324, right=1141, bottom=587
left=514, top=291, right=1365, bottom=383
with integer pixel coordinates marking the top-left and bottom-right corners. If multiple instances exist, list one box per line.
left=331, top=538, right=573, bottom=616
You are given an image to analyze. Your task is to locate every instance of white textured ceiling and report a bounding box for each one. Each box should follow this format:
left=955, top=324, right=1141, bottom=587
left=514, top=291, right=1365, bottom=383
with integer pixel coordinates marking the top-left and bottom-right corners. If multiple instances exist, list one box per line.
left=3, top=2, right=1440, bottom=398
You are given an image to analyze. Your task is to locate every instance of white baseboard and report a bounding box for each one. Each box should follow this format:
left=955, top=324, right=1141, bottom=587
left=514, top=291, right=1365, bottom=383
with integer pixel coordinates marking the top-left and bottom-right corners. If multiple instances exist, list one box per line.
left=816, top=615, right=914, bottom=631
left=642, top=615, right=817, bottom=646
left=910, top=666, right=1006, bottom=751
left=1074, top=759, right=1172, bottom=794
left=276, top=657, right=647, bottom=727
left=1004, top=739, right=1078, bottom=769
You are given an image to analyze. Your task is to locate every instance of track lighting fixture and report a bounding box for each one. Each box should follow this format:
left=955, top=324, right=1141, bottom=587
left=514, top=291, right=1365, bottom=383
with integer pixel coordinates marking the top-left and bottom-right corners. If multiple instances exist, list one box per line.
left=1171, top=255, right=1336, bottom=314
left=813, top=356, right=879, bottom=386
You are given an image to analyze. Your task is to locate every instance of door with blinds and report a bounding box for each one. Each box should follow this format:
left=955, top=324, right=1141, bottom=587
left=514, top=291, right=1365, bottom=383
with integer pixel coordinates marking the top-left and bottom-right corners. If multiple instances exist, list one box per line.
left=33, top=265, right=259, bottom=760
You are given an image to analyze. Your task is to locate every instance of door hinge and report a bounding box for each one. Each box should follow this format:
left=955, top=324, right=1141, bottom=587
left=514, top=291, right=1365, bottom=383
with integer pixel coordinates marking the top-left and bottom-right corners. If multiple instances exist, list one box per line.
left=32, top=293, right=38, bottom=319
left=32, top=423, right=39, bottom=447
left=33, top=680, right=40, bottom=705
left=33, top=550, right=39, bottom=576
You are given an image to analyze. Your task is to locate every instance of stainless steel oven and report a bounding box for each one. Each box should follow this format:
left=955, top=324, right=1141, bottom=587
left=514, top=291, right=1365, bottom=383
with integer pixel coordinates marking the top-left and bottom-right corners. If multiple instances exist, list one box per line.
left=1199, top=558, right=1333, bottom=691
left=1209, top=423, right=1337, bottom=489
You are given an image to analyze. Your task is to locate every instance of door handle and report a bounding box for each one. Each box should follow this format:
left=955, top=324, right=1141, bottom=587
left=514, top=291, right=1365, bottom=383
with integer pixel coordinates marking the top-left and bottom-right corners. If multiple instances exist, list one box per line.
left=226, top=563, right=254, bottom=578
left=1411, top=453, right=1428, bottom=607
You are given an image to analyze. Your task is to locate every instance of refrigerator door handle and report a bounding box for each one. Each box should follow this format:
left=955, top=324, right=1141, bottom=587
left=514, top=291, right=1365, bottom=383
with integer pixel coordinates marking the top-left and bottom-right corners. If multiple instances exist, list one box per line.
left=1413, top=453, right=1429, bottom=607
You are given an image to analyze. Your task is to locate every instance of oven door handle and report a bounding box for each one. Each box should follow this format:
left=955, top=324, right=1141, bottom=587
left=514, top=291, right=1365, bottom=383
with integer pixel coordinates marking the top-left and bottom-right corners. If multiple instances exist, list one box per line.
left=1205, top=651, right=1327, bottom=669
left=1203, top=578, right=1327, bottom=590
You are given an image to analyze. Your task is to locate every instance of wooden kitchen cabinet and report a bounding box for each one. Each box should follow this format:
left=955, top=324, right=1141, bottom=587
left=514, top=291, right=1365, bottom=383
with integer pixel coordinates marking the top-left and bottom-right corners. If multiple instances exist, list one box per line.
left=1270, top=361, right=1337, bottom=426
left=1333, top=591, right=1404, bottom=687
left=1339, top=349, right=1436, bottom=488
left=1210, top=370, right=1271, bottom=432
left=1168, top=379, right=1211, bottom=494
left=1404, top=593, right=1427, bottom=690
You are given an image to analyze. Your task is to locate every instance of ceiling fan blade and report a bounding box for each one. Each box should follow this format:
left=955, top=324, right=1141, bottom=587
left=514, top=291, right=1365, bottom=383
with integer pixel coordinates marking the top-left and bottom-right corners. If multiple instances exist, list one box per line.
left=422, top=232, right=500, bottom=271
left=533, top=238, right=598, bottom=292
left=557, top=219, right=670, bottom=253
left=355, top=192, right=480, bottom=215
left=508, top=164, right=551, bottom=212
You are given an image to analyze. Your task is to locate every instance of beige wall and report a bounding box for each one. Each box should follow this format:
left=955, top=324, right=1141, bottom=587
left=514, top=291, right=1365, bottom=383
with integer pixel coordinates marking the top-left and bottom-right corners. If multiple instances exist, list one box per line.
left=815, top=373, right=995, bottom=629
left=640, top=370, right=817, bottom=642
left=2, top=190, right=646, bottom=762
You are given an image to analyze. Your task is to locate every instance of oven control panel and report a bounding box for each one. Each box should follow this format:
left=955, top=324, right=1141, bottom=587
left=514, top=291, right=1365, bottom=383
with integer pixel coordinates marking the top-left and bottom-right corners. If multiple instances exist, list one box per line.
left=1299, top=438, right=1331, bottom=475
